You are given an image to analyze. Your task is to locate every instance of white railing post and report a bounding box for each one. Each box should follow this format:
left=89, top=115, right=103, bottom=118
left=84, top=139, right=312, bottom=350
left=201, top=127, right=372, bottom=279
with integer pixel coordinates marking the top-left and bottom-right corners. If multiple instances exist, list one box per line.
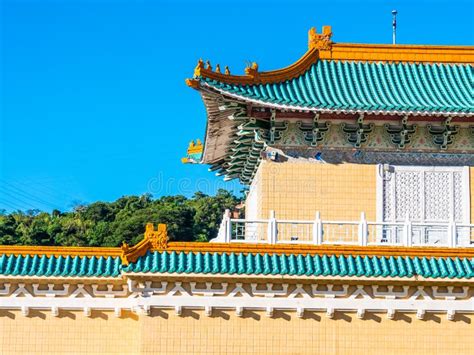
left=267, top=210, right=277, bottom=244
left=224, top=209, right=232, bottom=243
left=358, top=212, right=368, bottom=246
left=403, top=213, right=412, bottom=247
left=448, top=218, right=456, bottom=247
left=313, top=212, right=323, bottom=245
left=213, top=209, right=231, bottom=243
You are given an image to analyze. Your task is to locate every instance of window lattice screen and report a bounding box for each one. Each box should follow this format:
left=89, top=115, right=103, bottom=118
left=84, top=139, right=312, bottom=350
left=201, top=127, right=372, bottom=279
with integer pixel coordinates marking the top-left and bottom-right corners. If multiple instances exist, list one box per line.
left=382, top=167, right=466, bottom=223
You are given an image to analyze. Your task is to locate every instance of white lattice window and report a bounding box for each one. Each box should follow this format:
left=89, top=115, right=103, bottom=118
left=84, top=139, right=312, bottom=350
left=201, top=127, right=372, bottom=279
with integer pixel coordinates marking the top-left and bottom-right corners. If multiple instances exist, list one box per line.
left=378, top=166, right=470, bottom=224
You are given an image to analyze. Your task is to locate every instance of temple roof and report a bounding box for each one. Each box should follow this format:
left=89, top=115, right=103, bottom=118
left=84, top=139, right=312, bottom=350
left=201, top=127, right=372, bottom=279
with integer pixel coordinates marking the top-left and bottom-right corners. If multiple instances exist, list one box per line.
left=199, top=60, right=472, bottom=115
left=1, top=249, right=473, bottom=280
left=1, top=238, right=474, bottom=280
left=124, top=251, right=474, bottom=280
left=0, top=253, right=122, bottom=278
left=2, top=224, right=472, bottom=279
left=185, top=26, right=474, bottom=184
left=188, top=26, right=473, bottom=116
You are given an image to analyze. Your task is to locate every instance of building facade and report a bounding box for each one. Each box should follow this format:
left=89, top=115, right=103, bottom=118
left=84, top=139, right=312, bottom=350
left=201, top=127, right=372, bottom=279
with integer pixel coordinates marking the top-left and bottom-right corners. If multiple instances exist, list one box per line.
left=1, top=26, right=474, bottom=354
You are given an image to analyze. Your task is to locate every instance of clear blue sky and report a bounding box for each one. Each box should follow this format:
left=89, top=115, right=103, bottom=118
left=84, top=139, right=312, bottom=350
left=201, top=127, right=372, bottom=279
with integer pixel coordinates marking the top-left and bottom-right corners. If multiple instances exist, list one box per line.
left=1, top=0, right=473, bottom=212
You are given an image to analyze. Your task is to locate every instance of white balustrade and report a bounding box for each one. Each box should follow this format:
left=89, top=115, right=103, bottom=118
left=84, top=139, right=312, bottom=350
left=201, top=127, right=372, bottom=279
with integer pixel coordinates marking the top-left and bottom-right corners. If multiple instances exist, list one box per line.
left=209, top=210, right=474, bottom=248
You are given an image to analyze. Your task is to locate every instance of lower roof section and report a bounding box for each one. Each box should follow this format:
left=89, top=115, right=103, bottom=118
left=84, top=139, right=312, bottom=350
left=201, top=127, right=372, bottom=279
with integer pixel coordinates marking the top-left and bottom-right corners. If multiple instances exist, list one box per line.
left=123, top=251, right=474, bottom=280
left=0, top=254, right=122, bottom=278
left=1, top=242, right=473, bottom=280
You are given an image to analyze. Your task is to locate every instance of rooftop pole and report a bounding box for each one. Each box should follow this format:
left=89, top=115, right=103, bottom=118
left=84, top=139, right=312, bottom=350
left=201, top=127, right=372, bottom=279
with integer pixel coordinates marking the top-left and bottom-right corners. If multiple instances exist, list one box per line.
left=392, top=10, right=398, bottom=45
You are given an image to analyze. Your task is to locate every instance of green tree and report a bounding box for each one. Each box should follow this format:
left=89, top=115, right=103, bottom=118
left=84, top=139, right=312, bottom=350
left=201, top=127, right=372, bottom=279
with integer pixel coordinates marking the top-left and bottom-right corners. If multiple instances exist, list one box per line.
left=188, top=189, right=239, bottom=241
left=0, top=190, right=241, bottom=247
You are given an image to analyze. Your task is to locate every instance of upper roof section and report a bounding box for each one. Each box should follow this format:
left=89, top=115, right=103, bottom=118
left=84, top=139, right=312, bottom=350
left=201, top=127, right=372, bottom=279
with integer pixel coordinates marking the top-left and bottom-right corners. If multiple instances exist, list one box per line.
left=187, top=26, right=474, bottom=116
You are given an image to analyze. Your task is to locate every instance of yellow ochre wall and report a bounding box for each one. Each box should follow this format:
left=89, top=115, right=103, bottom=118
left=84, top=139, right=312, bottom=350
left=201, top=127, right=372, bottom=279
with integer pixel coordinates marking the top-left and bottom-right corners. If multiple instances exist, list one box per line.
left=0, top=309, right=473, bottom=354
left=248, top=163, right=474, bottom=223
left=248, top=161, right=377, bottom=221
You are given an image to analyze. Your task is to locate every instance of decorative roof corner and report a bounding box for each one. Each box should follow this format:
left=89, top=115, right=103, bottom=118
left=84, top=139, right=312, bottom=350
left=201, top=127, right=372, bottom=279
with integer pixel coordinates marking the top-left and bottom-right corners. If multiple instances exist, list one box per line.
left=182, top=139, right=203, bottom=164
left=308, top=26, right=333, bottom=51
left=120, top=223, right=168, bottom=266
left=185, top=78, right=200, bottom=89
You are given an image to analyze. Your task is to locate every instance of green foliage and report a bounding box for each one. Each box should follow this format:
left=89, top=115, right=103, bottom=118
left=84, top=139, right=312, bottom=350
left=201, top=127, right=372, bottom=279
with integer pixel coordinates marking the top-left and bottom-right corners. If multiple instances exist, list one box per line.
left=0, top=190, right=241, bottom=247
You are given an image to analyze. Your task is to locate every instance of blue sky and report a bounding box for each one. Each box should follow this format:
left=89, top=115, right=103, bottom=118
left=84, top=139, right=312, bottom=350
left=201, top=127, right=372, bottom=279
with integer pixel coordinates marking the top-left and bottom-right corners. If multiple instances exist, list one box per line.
left=1, top=0, right=473, bottom=212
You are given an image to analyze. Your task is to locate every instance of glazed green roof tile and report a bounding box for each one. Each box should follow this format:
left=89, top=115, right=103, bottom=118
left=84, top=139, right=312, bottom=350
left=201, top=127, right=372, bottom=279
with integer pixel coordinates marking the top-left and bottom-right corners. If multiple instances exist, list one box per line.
left=0, top=254, right=122, bottom=277
left=199, top=60, right=473, bottom=114
left=1, top=251, right=473, bottom=279
left=122, top=251, right=474, bottom=280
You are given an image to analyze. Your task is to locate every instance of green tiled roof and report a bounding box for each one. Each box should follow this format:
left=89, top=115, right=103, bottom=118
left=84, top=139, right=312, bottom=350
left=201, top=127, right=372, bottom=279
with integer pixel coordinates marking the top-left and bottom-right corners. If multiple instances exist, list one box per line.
left=200, top=60, right=473, bottom=114
left=1, top=251, right=473, bottom=279
left=122, top=251, right=474, bottom=280
left=0, top=254, right=122, bottom=277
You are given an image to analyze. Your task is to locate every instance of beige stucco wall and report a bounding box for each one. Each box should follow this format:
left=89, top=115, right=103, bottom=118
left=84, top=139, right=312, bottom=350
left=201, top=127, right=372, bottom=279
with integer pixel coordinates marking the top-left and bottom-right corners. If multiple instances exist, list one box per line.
left=1, top=309, right=473, bottom=354
left=0, top=310, right=140, bottom=354
left=249, top=161, right=377, bottom=221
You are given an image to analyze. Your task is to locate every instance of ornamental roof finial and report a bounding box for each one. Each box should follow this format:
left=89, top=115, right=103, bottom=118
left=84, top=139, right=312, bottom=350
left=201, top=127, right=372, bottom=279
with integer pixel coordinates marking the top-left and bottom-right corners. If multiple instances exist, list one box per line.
left=245, top=62, right=259, bottom=79
left=194, top=58, right=205, bottom=77
left=120, top=223, right=168, bottom=266
left=225, top=66, right=231, bottom=75
left=308, top=26, right=333, bottom=50
left=206, top=60, right=212, bottom=70
left=215, top=64, right=221, bottom=73
left=181, top=139, right=203, bottom=164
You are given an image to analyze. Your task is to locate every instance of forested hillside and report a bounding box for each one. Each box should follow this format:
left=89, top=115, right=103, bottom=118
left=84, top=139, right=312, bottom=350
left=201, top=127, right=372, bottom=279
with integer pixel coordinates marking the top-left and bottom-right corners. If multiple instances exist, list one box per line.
left=0, top=189, right=240, bottom=247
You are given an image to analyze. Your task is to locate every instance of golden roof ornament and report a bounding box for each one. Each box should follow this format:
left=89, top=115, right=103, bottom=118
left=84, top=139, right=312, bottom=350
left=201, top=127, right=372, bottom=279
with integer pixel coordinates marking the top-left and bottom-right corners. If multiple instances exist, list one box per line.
left=308, top=26, right=333, bottom=51
left=120, top=223, right=169, bottom=266
left=185, top=78, right=200, bottom=89
left=224, top=66, right=231, bottom=75
left=145, top=223, right=168, bottom=250
left=181, top=139, right=204, bottom=164
left=194, top=58, right=205, bottom=77
left=186, top=139, right=203, bottom=154
left=245, top=62, right=259, bottom=79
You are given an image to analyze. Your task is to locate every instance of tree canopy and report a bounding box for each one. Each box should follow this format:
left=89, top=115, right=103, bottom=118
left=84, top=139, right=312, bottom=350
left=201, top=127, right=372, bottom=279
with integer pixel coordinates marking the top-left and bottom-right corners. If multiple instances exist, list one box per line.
left=0, top=189, right=241, bottom=247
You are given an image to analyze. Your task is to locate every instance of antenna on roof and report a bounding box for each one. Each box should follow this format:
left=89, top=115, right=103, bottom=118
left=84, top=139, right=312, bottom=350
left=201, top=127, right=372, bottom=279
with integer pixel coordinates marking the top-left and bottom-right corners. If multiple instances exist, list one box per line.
left=392, top=10, right=398, bottom=45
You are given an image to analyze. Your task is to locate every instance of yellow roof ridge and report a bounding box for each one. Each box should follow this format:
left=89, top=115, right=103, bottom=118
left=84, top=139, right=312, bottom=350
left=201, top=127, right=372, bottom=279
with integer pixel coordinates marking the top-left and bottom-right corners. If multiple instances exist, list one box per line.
left=1, top=241, right=474, bottom=259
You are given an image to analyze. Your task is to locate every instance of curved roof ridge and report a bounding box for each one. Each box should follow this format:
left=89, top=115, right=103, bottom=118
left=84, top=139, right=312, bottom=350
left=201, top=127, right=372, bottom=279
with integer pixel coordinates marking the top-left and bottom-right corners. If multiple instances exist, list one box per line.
left=187, top=26, right=474, bottom=87
left=200, top=59, right=473, bottom=115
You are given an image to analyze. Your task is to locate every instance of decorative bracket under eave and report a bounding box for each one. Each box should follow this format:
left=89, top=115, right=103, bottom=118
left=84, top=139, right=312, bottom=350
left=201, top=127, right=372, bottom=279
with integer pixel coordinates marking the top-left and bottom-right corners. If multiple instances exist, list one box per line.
left=120, top=223, right=168, bottom=266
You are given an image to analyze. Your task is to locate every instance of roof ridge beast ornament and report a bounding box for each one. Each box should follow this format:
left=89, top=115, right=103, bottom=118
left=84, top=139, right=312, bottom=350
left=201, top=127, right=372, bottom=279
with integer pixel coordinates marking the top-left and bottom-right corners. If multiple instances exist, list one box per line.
left=244, top=62, right=259, bottom=80
left=121, top=223, right=168, bottom=265
left=308, top=26, right=333, bottom=51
